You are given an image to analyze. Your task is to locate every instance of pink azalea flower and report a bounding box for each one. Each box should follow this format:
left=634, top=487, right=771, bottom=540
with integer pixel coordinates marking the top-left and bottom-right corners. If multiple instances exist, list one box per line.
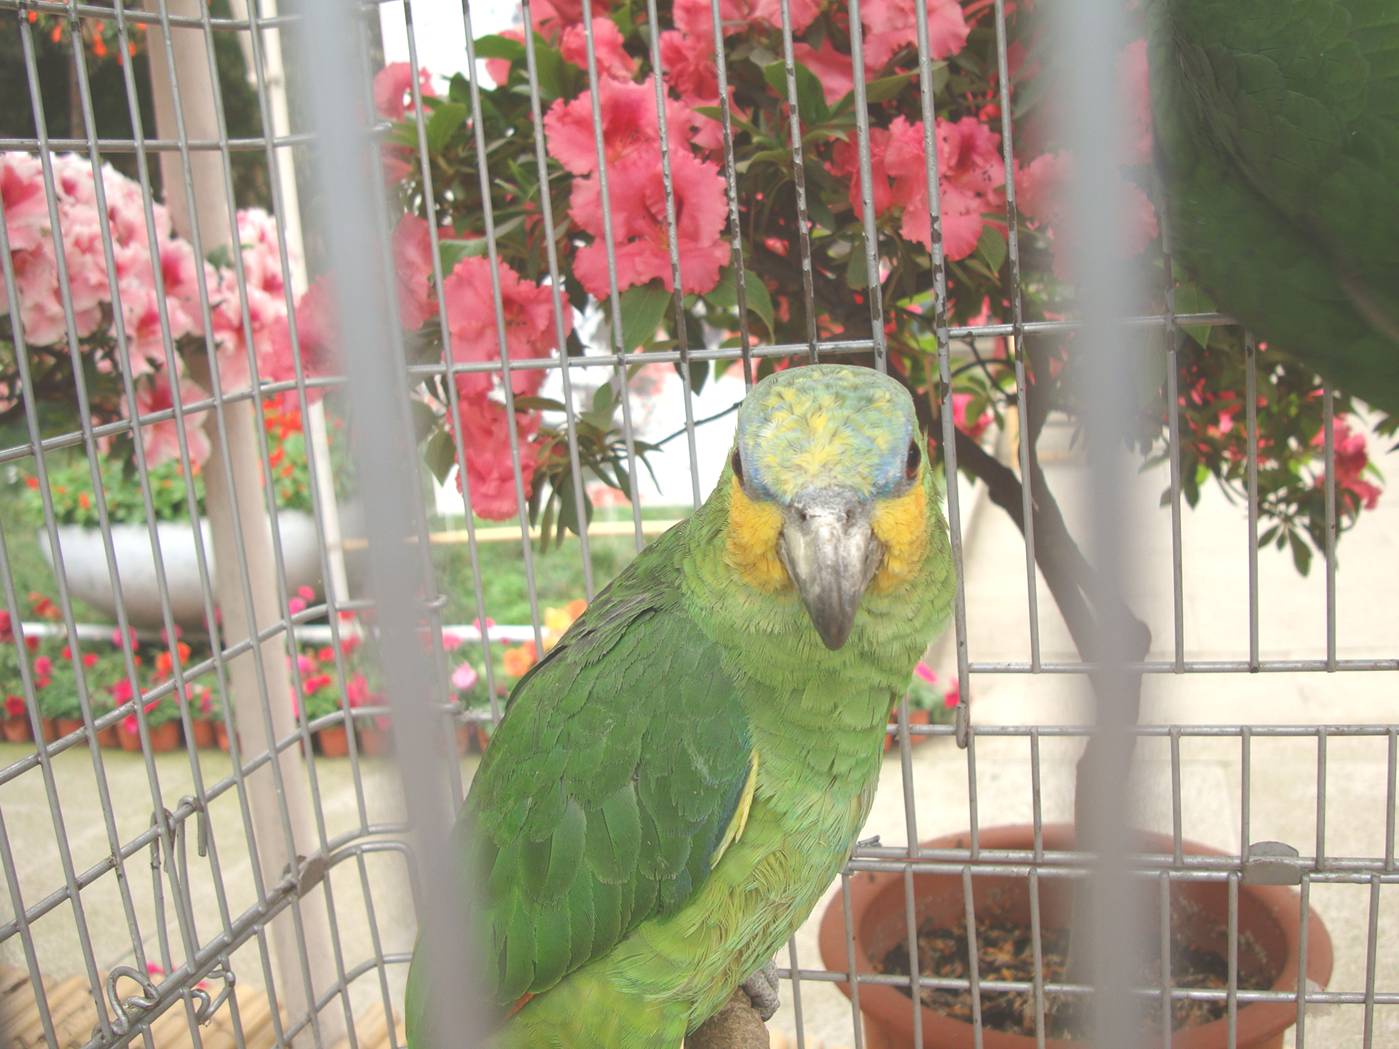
left=451, top=394, right=542, bottom=521
left=544, top=77, right=694, bottom=177
left=888, top=116, right=1004, bottom=259
left=451, top=661, right=479, bottom=691
left=111, top=678, right=135, bottom=705
left=440, top=256, right=565, bottom=399
left=441, top=632, right=464, bottom=652
left=1313, top=417, right=1382, bottom=512
left=265, top=276, right=339, bottom=400
left=529, top=0, right=611, bottom=40
left=0, top=152, right=48, bottom=253
left=861, top=0, right=968, bottom=70
left=391, top=214, right=441, bottom=331
left=792, top=41, right=855, bottom=106
left=373, top=63, right=435, bottom=121
left=124, top=372, right=212, bottom=467
left=289, top=596, right=307, bottom=615
left=559, top=19, right=636, bottom=81
left=953, top=392, right=993, bottom=441
left=1119, top=39, right=1153, bottom=167
left=913, top=661, right=937, bottom=685
left=1016, top=151, right=1157, bottom=278
left=672, top=0, right=822, bottom=39
left=569, top=148, right=731, bottom=299
left=485, top=28, right=526, bottom=87
left=943, top=678, right=961, bottom=709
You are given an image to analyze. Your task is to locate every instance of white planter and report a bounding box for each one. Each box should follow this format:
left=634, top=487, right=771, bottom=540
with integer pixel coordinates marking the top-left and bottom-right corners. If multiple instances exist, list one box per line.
left=38, top=512, right=324, bottom=629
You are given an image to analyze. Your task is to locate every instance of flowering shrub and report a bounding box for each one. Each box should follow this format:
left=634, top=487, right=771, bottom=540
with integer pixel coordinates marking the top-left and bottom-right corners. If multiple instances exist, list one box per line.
left=0, top=153, right=328, bottom=474
left=367, top=0, right=1386, bottom=559
left=906, top=660, right=959, bottom=717
left=18, top=399, right=337, bottom=527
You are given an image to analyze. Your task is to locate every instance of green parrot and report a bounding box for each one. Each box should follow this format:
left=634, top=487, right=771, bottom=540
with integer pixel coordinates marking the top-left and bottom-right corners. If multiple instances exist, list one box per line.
left=405, top=364, right=954, bottom=1048
left=1147, top=0, right=1399, bottom=413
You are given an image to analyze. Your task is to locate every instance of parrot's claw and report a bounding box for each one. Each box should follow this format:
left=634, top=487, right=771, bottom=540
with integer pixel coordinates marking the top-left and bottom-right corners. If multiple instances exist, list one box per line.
left=856, top=834, right=881, bottom=849
left=740, top=961, right=782, bottom=1022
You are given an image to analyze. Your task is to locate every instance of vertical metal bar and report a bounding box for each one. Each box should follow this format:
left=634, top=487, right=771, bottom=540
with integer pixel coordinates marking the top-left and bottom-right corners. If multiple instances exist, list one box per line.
left=774, top=0, right=819, bottom=361
left=840, top=873, right=867, bottom=1049
left=893, top=694, right=923, bottom=1043
left=1030, top=728, right=1043, bottom=861
left=1295, top=874, right=1310, bottom=1048
left=1316, top=727, right=1327, bottom=868
left=1321, top=385, right=1336, bottom=669
left=991, top=0, right=1041, bottom=669
left=706, top=0, right=756, bottom=387
left=965, top=724, right=980, bottom=857
left=1361, top=874, right=1380, bottom=1047
left=577, top=0, right=647, bottom=550
left=1155, top=191, right=1185, bottom=670
left=1170, top=727, right=1183, bottom=864
left=459, top=0, right=549, bottom=649
left=1240, top=727, right=1251, bottom=857
left=641, top=0, right=705, bottom=507
left=517, top=0, right=597, bottom=599
left=786, top=936, right=808, bottom=1049
left=1226, top=871, right=1238, bottom=1049
left=295, top=3, right=486, bottom=1049
left=962, top=866, right=984, bottom=1049
left=1386, top=729, right=1397, bottom=871
left=1159, top=872, right=1173, bottom=1049
left=1245, top=335, right=1260, bottom=668
left=1028, top=868, right=1046, bottom=1049
left=844, top=0, right=886, bottom=372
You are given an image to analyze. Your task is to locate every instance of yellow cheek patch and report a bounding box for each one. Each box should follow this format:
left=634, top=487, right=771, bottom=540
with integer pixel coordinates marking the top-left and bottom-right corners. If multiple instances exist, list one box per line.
left=871, top=482, right=928, bottom=592
left=725, top=480, right=790, bottom=591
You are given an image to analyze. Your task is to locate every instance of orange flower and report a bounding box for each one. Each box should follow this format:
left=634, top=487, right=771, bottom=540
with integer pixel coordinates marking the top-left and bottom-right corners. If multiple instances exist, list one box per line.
left=503, top=642, right=537, bottom=678
left=563, top=598, right=587, bottom=621
left=78, top=492, right=91, bottom=510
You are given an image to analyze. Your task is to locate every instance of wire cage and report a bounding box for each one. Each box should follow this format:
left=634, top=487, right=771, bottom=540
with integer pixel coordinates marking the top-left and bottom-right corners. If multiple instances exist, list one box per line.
left=0, top=0, right=1396, bottom=1047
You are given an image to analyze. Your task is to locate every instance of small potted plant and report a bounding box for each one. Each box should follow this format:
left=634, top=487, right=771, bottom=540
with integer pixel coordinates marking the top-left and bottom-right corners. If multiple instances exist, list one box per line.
left=118, top=692, right=183, bottom=753
left=0, top=635, right=35, bottom=743
left=291, top=646, right=350, bottom=757
left=886, top=663, right=960, bottom=753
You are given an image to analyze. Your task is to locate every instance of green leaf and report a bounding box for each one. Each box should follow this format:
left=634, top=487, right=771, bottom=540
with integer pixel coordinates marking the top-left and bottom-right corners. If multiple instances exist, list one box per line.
left=426, top=102, right=468, bottom=152
left=617, top=283, right=672, bottom=350
left=513, top=396, right=568, bottom=413
left=705, top=266, right=775, bottom=333
left=582, top=381, right=617, bottom=430
left=1172, top=280, right=1217, bottom=351
left=1288, top=531, right=1313, bottom=576
left=473, top=34, right=527, bottom=61
left=845, top=243, right=870, bottom=289
left=409, top=400, right=440, bottom=442
left=528, top=33, right=567, bottom=100
left=438, top=237, right=489, bottom=271
left=423, top=429, right=457, bottom=485
left=976, top=225, right=1006, bottom=274
left=762, top=60, right=828, bottom=124
left=856, top=70, right=919, bottom=106
left=557, top=473, right=594, bottom=537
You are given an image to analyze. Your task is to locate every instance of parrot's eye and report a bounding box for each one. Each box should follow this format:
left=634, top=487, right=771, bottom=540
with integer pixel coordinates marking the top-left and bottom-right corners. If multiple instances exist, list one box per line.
left=905, top=440, right=922, bottom=480
left=731, top=448, right=746, bottom=485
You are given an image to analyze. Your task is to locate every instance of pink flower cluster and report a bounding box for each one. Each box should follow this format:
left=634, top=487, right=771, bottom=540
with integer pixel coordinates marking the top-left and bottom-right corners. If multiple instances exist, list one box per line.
left=545, top=78, right=730, bottom=300
left=834, top=115, right=1005, bottom=262
left=384, top=206, right=567, bottom=520
left=0, top=153, right=325, bottom=468
left=1313, top=418, right=1381, bottom=513
left=1014, top=39, right=1158, bottom=278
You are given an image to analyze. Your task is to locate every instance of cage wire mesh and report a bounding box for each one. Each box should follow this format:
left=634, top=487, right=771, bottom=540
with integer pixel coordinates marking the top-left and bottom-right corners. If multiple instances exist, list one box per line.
left=0, top=0, right=1396, bottom=1047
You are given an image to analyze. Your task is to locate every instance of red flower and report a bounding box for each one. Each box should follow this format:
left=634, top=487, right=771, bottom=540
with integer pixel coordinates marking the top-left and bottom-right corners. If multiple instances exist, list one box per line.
left=1312, top=418, right=1382, bottom=513
left=4, top=696, right=24, bottom=719
left=373, top=63, right=435, bottom=121
left=441, top=257, right=566, bottom=400
left=450, top=395, right=542, bottom=521
left=860, top=0, right=968, bottom=70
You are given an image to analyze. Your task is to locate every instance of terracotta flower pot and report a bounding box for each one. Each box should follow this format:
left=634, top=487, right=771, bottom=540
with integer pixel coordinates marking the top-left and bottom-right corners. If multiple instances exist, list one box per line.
left=40, top=718, right=59, bottom=743
left=215, top=722, right=231, bottom=752
left=818, top=824, right=1333, bottom=1049
left=316, top=725, right=350, bottom=758
left=358, top=724, right=392, bottom=756
left=56, top=717, right=85, bottom=738
left=456, top=723, right=473, bottom=756
left=1, top=718, right=33, bottom=743
left=190, top=719, right=216, bottom=749
left=118, top=721, right=182, bottom=753
left=885, top=707, right=932, bottom=752
left=96, top=725, right=119, bottom=747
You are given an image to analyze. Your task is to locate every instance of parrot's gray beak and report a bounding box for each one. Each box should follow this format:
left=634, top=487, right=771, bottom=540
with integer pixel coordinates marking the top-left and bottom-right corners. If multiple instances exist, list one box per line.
left=778, top=488, right=884, bottom=650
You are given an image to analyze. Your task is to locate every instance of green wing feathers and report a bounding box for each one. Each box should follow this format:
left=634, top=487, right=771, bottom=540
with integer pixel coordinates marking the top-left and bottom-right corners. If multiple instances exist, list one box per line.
left=413, top=522, right=755, bottom=1027
left=1150, top=0, right=1399, bottom=411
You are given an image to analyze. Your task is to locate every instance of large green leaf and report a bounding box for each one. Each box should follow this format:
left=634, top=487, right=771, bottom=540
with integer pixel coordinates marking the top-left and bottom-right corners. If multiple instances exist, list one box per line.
left=705, top=266, right=774, bottom=333
left=426, top=102, right=468, bottom=152
left=617, top=283, right=673, bottom=350
left=762, top=60, right=828, bottom=125
left=1172, top=280, right=1218, bottom=351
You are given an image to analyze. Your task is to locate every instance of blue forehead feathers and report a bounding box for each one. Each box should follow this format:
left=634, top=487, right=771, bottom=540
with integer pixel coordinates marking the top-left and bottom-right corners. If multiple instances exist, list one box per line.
left=734, top=365, right=918, bottom=503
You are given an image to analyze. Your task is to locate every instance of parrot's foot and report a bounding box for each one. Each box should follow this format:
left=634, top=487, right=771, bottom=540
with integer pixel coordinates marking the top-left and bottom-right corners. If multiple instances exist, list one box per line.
left=740, top=961, right=781, bottom=1022
left=856, top=834, right=881, bottom=849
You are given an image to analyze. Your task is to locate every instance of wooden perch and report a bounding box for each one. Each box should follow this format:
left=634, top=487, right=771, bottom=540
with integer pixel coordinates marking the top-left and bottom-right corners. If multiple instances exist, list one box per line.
left=686, top=988, right=770, bottom=1049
